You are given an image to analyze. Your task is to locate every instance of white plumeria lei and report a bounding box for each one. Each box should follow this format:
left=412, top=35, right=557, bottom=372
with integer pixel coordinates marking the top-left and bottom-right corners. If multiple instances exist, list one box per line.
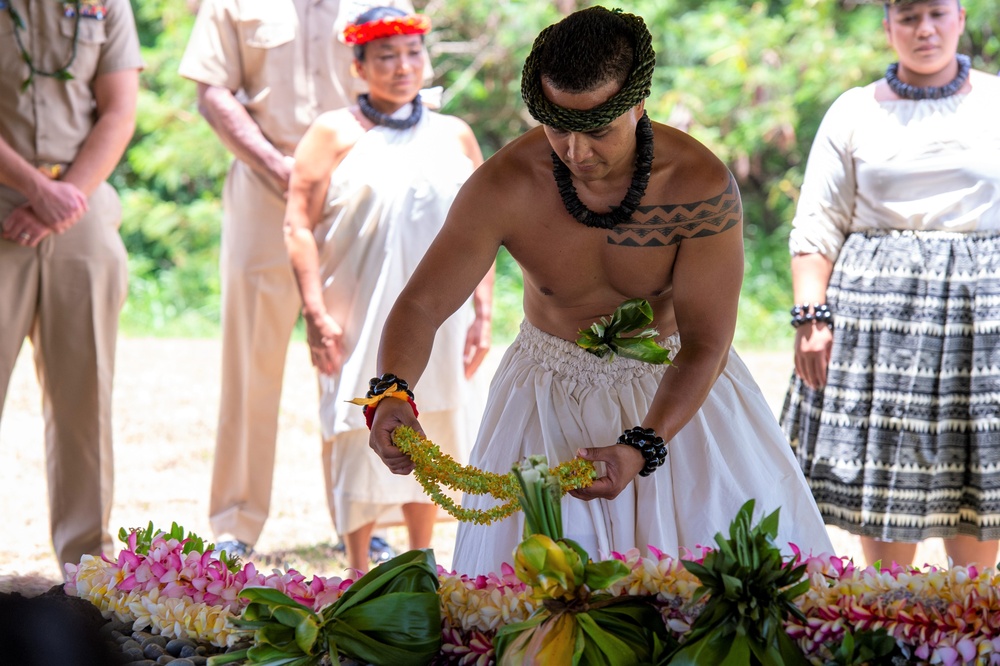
left=66, top=529, right=1000, bottom=666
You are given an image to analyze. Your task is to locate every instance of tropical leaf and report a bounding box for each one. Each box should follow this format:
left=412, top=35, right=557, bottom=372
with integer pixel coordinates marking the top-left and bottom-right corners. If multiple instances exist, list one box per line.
left=320, top=548, right=441, bottom=665
left=576, top=298, right=674, bottom=365
left=493, top=610, right=550, bottom=664
left=612, top=336, right=674, bottom=364
left=582, top=559, right=631, bottom=591
left=577, top=611, right=641, bottom=665
left=824, top=628, right=902, bottom=665
left=224, top=550, right=440, bottom=666
left=581, top=600, right=676, bottom=664
left=206, top=649, right=250, bottom=666
left=239, top=588, right=313, bottom=612
left=499, top=453, right=672, bottom=665
left=665, top=500, right=810, bottom=665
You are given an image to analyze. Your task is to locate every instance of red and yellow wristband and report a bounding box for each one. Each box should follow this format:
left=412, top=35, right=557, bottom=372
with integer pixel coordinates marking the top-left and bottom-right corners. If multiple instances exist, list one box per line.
left=349, top=382, right=419, bottom=430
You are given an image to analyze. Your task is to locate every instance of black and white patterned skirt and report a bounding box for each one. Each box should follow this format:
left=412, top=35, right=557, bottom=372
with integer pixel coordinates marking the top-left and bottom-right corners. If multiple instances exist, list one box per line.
left=781, top=229, right=1000, bottom=542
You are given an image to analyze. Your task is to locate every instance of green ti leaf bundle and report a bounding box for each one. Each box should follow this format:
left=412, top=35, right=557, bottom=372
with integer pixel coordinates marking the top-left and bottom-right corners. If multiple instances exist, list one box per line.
left=666, top=499, right=811, bottom=666
left=495, top=456, right=676, bottom=665
left=210, top=549, right=441, bottom=666
left=576, top=298, right=674, bottom=365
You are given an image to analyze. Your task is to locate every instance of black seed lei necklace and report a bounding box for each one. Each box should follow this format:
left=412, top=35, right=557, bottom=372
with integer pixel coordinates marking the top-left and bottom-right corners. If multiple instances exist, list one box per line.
left=552, top=112, right=654, bottom=230
left=885, top=54, right=971, bottom=100
left=358, top=93, right=423, bottom=130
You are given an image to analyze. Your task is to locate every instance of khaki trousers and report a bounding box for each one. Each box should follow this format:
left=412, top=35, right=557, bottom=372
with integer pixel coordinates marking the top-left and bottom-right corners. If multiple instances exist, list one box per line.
left=0, top=182, right=127, bottom=567
left=208, top=161, right=335, bottom=545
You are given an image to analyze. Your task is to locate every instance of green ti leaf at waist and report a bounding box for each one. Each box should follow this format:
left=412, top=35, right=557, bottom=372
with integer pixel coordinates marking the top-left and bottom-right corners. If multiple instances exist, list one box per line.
left=576, top=298, right=674, bottom=365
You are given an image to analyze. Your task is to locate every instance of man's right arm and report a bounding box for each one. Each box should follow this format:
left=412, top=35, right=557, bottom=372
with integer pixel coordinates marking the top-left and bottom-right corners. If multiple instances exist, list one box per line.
left=284, top=113, right=355, bottom=375
left=196, top=83, right=293, bottom=194
left=369, top=164, right=508, bottom=473
left=179, top=0, right=290, bottom=193
left=0, top=135, right=87, bottom=231
left=0, top=137, right=49, bottom=198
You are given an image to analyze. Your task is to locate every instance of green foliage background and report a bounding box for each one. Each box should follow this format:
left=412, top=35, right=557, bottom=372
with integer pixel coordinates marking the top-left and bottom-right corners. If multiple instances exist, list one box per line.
left=119, top=0, right=1000, bottom=347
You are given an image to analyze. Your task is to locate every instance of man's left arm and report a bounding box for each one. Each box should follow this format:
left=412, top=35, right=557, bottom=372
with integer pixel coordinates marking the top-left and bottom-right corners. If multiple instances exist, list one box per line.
left=61, top=68, right=140, bottom=200
left=643, top=180, right=744, bottom=439
left=1, top=70, right=138, bottom=245
left=572, top=173, right=744, bottom=500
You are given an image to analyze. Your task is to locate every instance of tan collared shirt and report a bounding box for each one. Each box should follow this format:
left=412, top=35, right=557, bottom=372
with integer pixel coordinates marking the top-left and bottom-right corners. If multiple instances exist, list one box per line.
left=0, top=0, right=143, bottom=166
left=178, top=0, right=422, bottom=157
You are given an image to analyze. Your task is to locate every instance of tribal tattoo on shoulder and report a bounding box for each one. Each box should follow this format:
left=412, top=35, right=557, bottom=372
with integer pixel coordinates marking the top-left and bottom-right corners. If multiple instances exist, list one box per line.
left=607, top=174, right=741, bottom=247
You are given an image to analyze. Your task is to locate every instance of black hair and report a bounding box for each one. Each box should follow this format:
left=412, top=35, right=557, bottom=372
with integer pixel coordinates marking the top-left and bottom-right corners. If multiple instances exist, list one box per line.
left=884, top=0, right=962, bottom=17
left=535, top=6, right=636, bottom=94
left=352, top=6, right=421, bottom=61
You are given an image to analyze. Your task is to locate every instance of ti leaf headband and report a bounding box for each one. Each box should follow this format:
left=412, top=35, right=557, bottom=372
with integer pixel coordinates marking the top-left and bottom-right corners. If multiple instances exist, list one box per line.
left=520, top=8, right=655, bottom=132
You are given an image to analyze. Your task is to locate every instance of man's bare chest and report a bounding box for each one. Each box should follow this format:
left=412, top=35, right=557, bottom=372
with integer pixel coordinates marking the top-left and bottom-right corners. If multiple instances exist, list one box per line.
left=508, top=216, right=679, bottom=303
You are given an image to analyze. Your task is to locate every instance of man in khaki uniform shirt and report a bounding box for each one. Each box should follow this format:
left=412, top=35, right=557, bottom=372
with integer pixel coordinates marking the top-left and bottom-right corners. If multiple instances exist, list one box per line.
left=0, top=0, right=141, bottom=568
left=179, top=0, right=422, bottom=557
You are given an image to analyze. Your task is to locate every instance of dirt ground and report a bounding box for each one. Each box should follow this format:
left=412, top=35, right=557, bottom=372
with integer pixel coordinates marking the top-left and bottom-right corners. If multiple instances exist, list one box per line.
left=0, top=337, right=948, bottom=586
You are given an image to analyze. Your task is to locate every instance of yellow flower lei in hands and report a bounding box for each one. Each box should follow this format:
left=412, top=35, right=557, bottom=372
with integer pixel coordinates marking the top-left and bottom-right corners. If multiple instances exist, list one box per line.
left=391, top=426, right=597, bottom=525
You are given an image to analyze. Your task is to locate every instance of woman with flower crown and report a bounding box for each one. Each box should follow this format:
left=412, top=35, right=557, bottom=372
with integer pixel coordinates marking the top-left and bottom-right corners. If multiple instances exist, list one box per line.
left=782, top=0, right=1000, bottom=569
left=282, top=6, right=493, bottom=572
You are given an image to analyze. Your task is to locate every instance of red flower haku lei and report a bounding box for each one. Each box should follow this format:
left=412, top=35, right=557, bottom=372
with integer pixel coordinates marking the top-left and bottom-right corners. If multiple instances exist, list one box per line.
left=342, top=14, right=431, bottom=46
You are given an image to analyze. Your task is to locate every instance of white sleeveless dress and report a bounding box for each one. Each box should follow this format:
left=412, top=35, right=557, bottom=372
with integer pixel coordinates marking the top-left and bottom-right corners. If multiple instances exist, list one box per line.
left=314, top=110, right=480, bottom=534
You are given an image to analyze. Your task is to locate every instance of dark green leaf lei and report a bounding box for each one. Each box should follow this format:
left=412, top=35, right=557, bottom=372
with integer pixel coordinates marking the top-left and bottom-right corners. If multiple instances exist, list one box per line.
left=7, top=1, right=81, bottom=91
left=576, top=297, right=674, bottom=365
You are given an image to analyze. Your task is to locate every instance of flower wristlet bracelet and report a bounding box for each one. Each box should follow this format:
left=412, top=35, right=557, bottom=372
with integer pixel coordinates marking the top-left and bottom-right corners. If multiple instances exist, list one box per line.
left=617, top=426, right=667, bottom=477
left=789, top=303, right=833, bottom=329
left=348, top=373, right=419, bottom=430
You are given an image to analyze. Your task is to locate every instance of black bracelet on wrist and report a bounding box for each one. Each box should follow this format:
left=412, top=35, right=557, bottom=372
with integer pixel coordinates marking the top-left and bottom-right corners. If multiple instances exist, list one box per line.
left=366, top=372, right=414, bottom=400
left=355, top=373, right=418, bottom=430
left=617, top=426, right=667, bottom=477
left=790, top=303, right=833, bottom=329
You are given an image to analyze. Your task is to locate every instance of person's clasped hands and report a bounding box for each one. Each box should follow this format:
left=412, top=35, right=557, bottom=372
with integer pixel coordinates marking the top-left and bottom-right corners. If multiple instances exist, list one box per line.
left=2, top=176, right=88, bottom=247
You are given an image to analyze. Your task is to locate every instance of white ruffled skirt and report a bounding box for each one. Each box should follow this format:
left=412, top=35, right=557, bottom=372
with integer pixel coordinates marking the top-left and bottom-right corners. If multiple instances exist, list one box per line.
left=451, top=321, right=833, bottom=575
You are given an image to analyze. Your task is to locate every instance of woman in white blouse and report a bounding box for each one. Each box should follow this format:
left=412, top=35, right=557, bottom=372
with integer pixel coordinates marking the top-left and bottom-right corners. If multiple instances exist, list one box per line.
left=781, top=0, right=1000, bottom=569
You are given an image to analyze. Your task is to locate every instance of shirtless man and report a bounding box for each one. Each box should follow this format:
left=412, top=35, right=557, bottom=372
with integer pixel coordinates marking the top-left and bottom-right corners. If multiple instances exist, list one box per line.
left=367, top=6, right=833, bottom=574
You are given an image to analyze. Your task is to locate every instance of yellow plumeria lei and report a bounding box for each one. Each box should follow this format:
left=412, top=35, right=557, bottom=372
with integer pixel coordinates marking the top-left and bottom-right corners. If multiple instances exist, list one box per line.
left=391, top=426, right=596, bottom=525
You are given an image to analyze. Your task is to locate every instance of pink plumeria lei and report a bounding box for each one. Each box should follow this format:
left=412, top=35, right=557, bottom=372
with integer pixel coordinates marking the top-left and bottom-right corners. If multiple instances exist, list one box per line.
left=66, top=531, right=1000, bottom=665
left=790, top=553, right=1000, bottom=666
left=64, top=530, right=354, bottom=647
